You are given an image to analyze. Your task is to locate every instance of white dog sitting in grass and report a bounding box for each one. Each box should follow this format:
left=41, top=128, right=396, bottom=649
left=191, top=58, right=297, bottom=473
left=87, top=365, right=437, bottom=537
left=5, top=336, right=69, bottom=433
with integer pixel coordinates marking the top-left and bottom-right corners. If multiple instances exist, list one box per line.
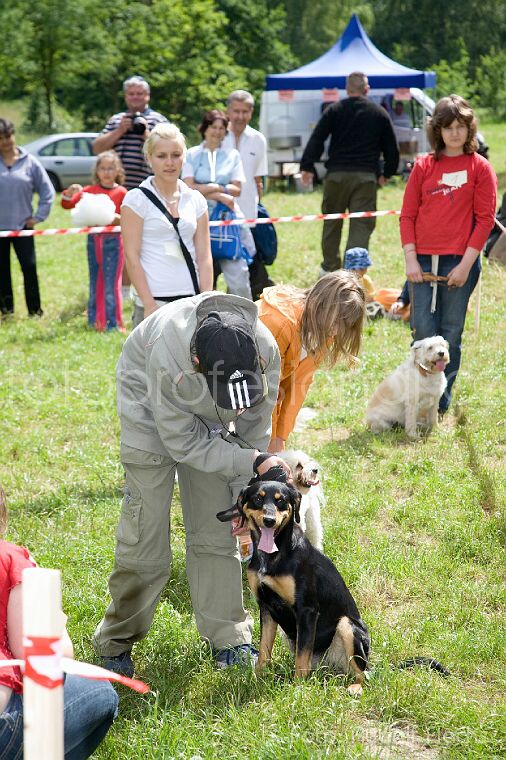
left=365, top=336, right=450, bottom=439
left=278, top=449, right=324, bottom=550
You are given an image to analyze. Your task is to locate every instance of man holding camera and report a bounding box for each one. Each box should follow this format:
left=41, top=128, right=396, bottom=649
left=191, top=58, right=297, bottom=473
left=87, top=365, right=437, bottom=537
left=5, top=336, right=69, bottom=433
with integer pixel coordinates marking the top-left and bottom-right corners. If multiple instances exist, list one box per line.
left=93, top=75, right=167, bottom=190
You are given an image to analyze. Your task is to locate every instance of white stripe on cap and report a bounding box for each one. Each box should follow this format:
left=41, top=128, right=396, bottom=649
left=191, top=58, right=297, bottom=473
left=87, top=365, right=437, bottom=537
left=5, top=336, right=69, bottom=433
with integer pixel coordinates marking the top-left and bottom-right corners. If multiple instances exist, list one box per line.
left=228, top=381, right=237, bottom=410
left=227, top=379, right=252, bottom=409
left=235, top=380, right=244, bottom=408
left=242, top=380, right=250, bottom=407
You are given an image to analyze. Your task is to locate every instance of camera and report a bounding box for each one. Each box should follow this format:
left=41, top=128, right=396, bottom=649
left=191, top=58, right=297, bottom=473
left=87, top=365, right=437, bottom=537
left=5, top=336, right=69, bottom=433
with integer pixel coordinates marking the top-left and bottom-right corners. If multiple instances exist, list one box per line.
left=128, top=112, right=146, bottom=135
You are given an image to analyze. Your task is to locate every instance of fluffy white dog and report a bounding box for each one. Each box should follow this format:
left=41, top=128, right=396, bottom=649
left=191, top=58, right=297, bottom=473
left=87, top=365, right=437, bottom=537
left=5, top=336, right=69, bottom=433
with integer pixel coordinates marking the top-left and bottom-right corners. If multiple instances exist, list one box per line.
left=365, top=336, right=450, bottom=439
left=278, top=449, right=324, bottom=550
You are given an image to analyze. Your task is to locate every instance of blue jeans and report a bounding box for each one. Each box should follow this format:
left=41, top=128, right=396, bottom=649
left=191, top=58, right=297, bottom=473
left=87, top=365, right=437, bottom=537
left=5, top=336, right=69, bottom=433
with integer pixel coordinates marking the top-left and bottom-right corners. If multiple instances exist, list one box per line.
left=409, top=254, right=481, bottom=412
left=87, top=233, right=123, bottom=330
left=0, top=675, right=118, bottom=760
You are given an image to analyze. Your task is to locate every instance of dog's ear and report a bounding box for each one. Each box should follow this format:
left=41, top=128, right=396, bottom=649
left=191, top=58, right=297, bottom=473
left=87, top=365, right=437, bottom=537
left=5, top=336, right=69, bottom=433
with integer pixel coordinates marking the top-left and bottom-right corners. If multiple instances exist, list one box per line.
left=411, top=339, right=424, bottom=352
left=290, top=485, right=302, bottom=523
left=216, top=505, right=239, bottom=522
left=216, top=488, right=247, bottom=522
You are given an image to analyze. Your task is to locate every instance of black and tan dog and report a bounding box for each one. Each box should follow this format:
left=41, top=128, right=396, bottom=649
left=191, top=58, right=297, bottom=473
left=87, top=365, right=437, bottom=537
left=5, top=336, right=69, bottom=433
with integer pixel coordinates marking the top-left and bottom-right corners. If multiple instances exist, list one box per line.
left=217, top=480, right=370, bottom=695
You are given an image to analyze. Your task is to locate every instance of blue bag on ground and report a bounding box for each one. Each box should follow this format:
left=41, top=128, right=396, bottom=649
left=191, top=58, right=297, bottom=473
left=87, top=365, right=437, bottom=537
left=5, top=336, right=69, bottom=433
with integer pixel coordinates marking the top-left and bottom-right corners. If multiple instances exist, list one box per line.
left=251, top=203, right=278, bottom=265
left=209, top=202, right=252, bottom=263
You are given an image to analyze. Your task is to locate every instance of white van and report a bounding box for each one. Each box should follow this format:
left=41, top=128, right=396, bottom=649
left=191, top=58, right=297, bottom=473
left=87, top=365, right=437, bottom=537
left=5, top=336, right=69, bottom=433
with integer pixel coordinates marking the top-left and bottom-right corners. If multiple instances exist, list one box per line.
left=260, top=87, right=450, bottom=181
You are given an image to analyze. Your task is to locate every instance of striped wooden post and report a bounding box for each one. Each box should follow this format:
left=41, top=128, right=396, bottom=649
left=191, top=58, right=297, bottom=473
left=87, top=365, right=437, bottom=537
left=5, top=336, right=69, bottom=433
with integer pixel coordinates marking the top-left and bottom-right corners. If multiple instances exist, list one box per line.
left=22, top=567, right=64, bottom=760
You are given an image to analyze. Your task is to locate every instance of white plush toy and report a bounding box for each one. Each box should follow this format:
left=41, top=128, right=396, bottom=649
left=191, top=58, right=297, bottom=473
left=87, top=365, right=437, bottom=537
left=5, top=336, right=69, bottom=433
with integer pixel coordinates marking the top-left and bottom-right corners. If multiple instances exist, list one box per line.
left=70, top=193, right=117, bottom=227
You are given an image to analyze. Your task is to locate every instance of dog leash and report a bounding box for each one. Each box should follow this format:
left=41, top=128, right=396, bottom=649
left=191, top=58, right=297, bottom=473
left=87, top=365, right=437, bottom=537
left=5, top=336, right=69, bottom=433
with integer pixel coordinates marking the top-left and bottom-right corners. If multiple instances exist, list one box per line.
left=409, top=264, right=450, bottom=334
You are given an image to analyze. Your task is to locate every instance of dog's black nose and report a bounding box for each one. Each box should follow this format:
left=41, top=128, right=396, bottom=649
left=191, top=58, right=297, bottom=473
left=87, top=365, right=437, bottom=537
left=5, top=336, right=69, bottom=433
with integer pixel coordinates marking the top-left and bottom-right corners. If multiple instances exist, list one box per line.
left=263, top=516, right=276, bottom=528
left=311, top=468, right=318, bottom=476
left=438, top=351, right=445, bottom=357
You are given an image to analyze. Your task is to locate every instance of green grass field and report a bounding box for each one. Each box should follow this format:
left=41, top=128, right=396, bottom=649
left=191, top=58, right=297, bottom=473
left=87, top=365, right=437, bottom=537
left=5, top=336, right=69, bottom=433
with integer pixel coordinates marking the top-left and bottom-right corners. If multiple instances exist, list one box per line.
left=1, top=101, right=505, bottom=758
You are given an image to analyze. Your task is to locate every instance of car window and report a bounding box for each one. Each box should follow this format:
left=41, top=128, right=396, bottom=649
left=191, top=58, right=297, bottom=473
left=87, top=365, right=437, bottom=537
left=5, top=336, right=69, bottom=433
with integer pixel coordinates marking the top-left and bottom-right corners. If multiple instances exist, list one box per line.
left=39, top=138, right=93, bottom=157
left=39, top=142, right=56, bottom=157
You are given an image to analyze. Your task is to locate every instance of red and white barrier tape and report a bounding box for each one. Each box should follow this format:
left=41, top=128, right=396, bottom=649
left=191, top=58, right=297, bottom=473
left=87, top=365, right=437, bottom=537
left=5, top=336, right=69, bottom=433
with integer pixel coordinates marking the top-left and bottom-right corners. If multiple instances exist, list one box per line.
left=1, top=635, right=149, bottom=694
left=0, top=209, right=401, bottom=238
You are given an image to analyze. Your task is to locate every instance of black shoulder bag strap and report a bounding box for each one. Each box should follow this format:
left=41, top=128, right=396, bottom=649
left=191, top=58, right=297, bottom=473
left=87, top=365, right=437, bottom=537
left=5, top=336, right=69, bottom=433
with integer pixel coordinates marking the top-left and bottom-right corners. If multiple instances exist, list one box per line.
left=140, top=187, right=200, bottom=294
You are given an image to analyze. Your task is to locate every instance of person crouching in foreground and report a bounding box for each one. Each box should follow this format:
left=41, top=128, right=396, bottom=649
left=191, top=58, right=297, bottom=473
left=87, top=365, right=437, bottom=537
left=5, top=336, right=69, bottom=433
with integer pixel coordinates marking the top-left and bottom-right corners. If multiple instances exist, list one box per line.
left=93, top=292, right=289, bottom=674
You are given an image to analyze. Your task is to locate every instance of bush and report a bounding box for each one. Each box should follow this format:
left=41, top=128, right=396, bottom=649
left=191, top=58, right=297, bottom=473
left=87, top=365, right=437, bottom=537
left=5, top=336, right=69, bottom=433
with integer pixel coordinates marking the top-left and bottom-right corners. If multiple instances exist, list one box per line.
left=475, top=48, right=506, bottom=120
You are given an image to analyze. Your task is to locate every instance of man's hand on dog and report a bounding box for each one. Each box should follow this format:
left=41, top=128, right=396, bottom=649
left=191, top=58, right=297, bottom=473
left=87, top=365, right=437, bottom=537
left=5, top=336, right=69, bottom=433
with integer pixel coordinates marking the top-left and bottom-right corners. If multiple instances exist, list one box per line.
left=254, top=452, right=293, bottom=483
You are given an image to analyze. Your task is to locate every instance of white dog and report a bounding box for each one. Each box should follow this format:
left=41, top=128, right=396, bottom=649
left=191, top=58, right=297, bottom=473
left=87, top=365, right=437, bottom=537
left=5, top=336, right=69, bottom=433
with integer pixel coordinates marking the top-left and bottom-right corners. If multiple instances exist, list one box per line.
left=278, top=449, right=324, bottom=550
left=365, top=336, right=450, bottom=439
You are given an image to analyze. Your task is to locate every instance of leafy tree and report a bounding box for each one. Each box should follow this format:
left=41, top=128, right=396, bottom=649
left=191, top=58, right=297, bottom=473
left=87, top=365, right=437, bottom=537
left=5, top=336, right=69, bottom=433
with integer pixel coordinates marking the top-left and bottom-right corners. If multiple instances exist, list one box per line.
left=57, top=0, right=276, bottom=139
left=371, top=0, right=506, bottom=77
left=280, top=1, right=372, bottom=64
left=475, top=48, right=506, bottom=120
left=0, top=0, right=100, bottom=130
left=214, top=0, right=295, bottom=98
left=428, top=39, right=474, bottom=103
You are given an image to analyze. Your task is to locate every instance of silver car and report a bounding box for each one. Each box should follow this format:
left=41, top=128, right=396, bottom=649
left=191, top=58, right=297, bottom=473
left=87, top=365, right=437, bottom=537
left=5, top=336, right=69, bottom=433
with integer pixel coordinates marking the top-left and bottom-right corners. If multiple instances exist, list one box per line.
left=22, top=132, right=99, bottom=191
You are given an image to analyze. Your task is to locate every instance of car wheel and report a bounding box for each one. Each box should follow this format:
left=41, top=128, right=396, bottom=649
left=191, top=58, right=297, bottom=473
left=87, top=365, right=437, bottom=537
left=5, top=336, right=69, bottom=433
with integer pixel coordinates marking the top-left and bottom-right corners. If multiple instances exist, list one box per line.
left=47, top=172, right=61, bottom=192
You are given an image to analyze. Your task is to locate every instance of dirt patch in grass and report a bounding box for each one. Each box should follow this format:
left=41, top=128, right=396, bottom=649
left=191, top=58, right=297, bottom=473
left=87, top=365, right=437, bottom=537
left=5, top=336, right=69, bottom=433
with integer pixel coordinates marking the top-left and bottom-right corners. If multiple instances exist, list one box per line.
left=360, top=719, right=440, bottom=759
left=289, top=425, right=349, bottom=449
left=359, top=575, right=401, bottom=612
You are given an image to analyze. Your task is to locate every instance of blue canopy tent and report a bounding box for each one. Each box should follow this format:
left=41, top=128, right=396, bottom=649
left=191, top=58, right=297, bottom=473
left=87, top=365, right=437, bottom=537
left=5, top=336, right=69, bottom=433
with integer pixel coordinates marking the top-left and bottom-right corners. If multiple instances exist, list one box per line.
left=265, top=14, right=436, bottom=91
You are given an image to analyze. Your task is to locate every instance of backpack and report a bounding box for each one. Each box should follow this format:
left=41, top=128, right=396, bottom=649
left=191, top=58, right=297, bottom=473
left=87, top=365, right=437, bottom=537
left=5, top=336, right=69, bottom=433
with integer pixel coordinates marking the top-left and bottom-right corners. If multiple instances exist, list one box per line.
left=251, top=203, right=278, bottom=265
left=209, top=202, right=252, bottom=263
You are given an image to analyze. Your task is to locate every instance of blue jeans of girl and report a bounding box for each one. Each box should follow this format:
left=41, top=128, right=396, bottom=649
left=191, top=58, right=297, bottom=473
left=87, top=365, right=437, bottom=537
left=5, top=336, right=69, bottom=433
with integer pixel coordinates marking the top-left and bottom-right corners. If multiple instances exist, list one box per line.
left=0, top=675, right=118, bottom=760
left=87, top=233, right=124, bottom=331
left=409, top=254, right=481, bottom=412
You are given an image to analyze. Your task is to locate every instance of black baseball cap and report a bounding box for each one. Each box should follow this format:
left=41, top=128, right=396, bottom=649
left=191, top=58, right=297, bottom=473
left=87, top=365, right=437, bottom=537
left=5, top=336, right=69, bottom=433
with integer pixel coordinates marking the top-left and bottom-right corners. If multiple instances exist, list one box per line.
left=195, top=311, right=265, bottom=410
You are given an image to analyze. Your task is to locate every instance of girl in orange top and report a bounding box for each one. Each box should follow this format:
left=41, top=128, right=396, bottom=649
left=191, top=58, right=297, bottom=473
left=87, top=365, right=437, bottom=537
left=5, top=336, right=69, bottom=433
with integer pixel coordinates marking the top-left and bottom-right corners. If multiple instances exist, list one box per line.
left=257, top=271, right=365, bottom=451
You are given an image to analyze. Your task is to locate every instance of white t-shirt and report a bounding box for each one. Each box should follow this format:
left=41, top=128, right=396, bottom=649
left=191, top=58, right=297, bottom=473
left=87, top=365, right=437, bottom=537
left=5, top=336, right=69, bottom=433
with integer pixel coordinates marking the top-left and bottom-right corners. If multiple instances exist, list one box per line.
left=222, top=125, right=268, bottom=221
left=121, top=177, right=208, bottom=298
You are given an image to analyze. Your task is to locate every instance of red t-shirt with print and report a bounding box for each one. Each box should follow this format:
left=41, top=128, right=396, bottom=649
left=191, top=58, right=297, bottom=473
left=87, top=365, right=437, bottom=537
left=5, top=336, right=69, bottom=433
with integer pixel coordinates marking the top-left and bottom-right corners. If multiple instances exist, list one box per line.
left=0, top=541, right=37, bottom=692
left=400, top=152, right=496, bottom=256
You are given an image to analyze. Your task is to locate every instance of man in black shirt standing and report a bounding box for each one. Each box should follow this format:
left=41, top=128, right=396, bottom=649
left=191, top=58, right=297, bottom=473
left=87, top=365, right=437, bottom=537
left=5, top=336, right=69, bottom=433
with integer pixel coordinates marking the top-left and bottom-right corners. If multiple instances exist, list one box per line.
left=300, top=72, right=399, bottom=274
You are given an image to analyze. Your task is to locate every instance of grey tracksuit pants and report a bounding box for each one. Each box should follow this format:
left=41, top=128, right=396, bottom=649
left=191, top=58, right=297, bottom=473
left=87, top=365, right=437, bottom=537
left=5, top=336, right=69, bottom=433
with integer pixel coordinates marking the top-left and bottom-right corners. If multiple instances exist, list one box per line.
left=93, top=444, right=252, bottom=656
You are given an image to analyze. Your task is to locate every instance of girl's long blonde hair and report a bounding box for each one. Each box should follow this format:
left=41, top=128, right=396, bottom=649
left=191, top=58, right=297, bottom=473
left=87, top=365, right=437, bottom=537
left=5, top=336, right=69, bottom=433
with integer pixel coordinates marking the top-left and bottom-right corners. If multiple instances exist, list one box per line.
left=293, top=271, right=365, bottom=367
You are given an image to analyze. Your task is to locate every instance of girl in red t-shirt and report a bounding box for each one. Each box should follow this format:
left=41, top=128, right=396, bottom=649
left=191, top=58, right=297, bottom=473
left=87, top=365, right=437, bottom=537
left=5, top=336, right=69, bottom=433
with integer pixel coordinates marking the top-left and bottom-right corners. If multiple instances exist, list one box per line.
left=62, top=151, right=127, bottom=331
left=0, top=490, right=118, bottom=759
left=400, top=94, right=496, bottom=414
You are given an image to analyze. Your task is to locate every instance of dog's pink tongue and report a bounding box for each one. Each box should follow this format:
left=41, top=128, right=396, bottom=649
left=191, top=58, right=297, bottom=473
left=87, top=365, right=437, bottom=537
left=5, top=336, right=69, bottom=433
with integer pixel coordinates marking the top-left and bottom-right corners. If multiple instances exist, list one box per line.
left=435, top=360, right=446, bottom=371
left=258, top=527, right=278, bottom=553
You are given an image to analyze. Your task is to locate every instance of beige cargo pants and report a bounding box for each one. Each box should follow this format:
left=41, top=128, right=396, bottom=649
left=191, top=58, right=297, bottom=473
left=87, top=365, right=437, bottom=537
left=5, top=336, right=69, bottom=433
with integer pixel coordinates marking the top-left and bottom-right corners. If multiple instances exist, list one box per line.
left=93, top=444, right=252, bottom=656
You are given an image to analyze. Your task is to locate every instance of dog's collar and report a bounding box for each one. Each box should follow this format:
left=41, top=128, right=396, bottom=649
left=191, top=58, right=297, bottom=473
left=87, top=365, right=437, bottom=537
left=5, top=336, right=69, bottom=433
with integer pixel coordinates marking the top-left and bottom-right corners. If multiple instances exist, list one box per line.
left=416, top=361, right=431, bottom=377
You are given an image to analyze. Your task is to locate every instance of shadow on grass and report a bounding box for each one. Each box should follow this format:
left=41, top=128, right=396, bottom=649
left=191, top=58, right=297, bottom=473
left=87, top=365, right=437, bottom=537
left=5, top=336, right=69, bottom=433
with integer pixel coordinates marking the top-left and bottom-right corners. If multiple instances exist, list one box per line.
left=455, top=404, right=498, bottom=517
left=319, top=426, right=413, bottom=460
left=10, top=481, right=123, bottom=516
left=57, top=298, right=88, bottom=324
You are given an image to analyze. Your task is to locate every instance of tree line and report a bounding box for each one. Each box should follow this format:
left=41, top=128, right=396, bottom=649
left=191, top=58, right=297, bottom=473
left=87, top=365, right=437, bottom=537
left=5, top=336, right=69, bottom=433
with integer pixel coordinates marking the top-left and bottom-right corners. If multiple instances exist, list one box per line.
left=1, top=0, right=505, bottom=138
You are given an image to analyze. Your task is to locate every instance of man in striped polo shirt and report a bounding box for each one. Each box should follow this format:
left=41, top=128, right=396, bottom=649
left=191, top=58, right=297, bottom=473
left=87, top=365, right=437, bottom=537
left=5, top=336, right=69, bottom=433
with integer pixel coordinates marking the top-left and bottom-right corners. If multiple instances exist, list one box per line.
left=93, top=75, right=167, bottom=190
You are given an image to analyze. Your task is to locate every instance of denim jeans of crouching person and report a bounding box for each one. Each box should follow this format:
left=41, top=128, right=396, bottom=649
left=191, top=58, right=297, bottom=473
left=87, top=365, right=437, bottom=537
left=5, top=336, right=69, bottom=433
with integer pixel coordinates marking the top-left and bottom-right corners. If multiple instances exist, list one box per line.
left=0, top=675, right=118, bottom=760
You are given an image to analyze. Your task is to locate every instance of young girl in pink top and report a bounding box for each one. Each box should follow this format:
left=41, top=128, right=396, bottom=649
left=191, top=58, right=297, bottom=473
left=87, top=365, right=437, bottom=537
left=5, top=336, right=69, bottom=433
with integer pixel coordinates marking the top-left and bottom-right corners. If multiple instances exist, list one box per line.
left=62, top=151, right=127, bottom=331
left=0, top=490, right=118, bottom=758
left=400, top=95, right=496, bottom=413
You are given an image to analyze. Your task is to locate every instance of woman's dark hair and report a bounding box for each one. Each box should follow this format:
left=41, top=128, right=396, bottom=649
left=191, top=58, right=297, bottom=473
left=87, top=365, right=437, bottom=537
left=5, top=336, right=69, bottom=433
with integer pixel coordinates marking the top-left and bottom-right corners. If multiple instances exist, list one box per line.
left=0, top=118, right=15, bottom=138
left=198, top=109, right=229, bottom=138
left=427, top=94, right=478, bottom=159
